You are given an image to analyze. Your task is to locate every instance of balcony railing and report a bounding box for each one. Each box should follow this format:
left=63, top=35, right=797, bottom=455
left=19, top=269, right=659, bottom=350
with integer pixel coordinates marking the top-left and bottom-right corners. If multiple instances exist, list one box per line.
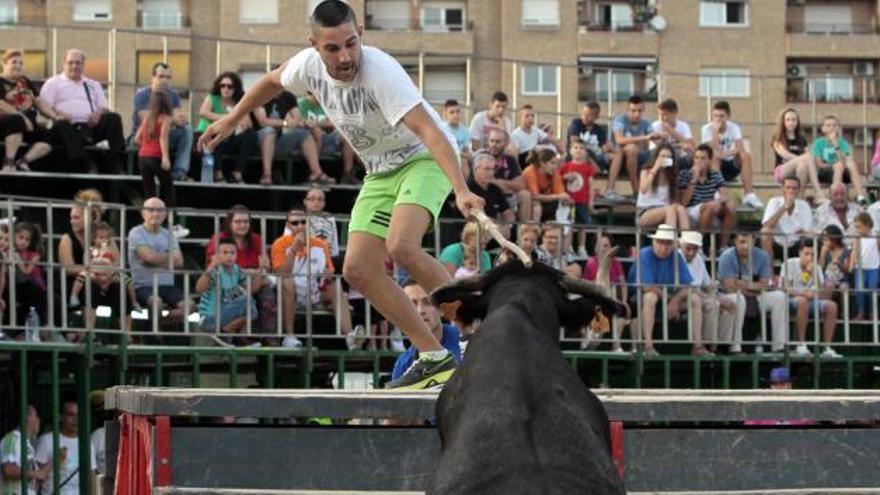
left=138, top=10, right=190, bottom=30
left=579, top=21, right=647, bottom=32
left=786, top=22, right=879, bottom=35
left=578, top=90, right=658, bottom=103
left=365, top=17, right=472, bottom=32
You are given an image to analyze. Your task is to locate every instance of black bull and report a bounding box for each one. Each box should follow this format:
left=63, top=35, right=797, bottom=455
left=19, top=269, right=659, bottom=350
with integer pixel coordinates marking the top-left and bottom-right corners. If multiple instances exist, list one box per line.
left=427, top=261, right=627, bottom=495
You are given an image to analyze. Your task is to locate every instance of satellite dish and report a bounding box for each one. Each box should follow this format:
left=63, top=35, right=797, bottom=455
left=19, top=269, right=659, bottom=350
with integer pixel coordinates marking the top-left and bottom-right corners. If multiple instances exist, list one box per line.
left=649, top=15, right=667, bottom=32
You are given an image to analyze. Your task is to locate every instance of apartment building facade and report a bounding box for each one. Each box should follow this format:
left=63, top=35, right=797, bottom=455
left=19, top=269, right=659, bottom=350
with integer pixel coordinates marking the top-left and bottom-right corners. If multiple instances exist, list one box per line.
left=1, top=0, right=879, bottom=170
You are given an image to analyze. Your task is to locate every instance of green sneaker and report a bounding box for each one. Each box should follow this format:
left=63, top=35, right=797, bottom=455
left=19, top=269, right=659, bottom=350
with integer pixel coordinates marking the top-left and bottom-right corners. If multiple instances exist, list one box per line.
left=385, top=353, right=457, bottom=390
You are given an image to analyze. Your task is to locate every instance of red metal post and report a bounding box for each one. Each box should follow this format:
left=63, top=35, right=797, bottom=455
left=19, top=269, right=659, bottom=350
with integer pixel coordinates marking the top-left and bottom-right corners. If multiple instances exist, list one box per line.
left=155, top=416, right=173, bottom=487
left=610, top=421, right=625, bottom=481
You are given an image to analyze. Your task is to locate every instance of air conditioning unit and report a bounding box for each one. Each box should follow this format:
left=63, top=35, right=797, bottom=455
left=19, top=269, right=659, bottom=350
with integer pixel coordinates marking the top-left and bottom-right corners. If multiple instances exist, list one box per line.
left=853, top=61, right=875, bottom=76
left=579, top=65, right=594, bottom=78
left=787, top=63, right=808, bottom=78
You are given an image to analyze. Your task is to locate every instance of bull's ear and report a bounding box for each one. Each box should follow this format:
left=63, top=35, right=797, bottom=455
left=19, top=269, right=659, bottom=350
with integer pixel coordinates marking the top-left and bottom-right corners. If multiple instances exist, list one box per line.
left=560, top=276, right=628, bottom=318
left=431, top=274, right=490, bottom=329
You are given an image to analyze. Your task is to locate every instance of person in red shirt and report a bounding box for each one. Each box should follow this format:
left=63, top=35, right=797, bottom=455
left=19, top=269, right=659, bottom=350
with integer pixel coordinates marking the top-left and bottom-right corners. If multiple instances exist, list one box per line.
left=136, top=91, right=175, bottom=207
left=559, top=138, right=598, bottom=258
left=521, top=146, right=571, bottom=222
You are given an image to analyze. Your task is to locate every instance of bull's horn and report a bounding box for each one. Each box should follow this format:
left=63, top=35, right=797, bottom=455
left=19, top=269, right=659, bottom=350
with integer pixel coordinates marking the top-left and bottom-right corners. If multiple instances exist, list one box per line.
left=430, top=273, right=488, bottom=304
left=561, top=275, right=628, bottom=318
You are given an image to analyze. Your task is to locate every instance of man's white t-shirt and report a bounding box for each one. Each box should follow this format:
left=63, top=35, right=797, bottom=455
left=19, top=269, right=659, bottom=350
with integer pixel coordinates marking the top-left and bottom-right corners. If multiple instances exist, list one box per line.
left=762, top=196, right=814, bottom=247
left=35, top=432, right=96, bottom=495
left=682, top=250, right=712, bottom=288
left=780, top=258, right=825, bottom=291
left=701, top=121, right=743, bottom=155
left=510, top=126, right=548, bottom=154
left=651, top=119, right=693, bottom=151
left=280, top=46, right=455, bottom=175
left=469, top=111, right=512, bottom=149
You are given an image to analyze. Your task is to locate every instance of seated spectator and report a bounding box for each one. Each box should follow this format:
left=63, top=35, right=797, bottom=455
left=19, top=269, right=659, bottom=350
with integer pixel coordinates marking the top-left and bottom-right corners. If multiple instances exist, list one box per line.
left=39, top=49, right=125, bottom=172
left=604, top=95, right=657, bottom=203
left=701, top=100, right=763, bottom=209
left=197, top=238, right=263, bottom=335
left=779, top=242, right=840, bottom=358
left=847, top=212, right=879, bottom=320
left=818, top=225, right=851, bottom=300
left=1, top=404, right=50, bottom=494
left=391, top=281, right=462, bottom=381
left=583, top=230, right=630, bottom=353
left=440, top=99, right=471, bottom=164
left=271, top=207, right=355, bottom=349
left=813, top=114, right=868, bottom=205
left=871, top=129, right=880, bottom=181
left=718, top=231, right=787, bottom=354
left=440, top=221, right=492, bottom=275
left=58, top=189, right=121, bottom=297
left=636, top=144, right=688, bottom=230
left=0, top=226, right=8, bottom=335
left=626, top=224, right=698, bottom=358
left=484, top=128, right=531, bottom=221
left=771, top=107, right=823, bottom=201
left=678, top=144, right=735, bottom=245
left=72, top=257, right=127, bottom=332
left=567, top=101, right=612, bottom=172
left=197, top=72, right=258, bottom=183
left=522, top=146, right=571, bottom=222
left=131, top=62, right=193, bottom=181
left=679, top=231, right=727, bottom=356
left=270, top=91, right=334, bottom=184
left=467, top=152, right=516, bottom=236
left=127, top=197, right=185, bottom=318
left=135, top=91, right=176, bottom=208
left=496, top=223, right=541, bottom=266
left=453, top=247, right=479, bottom=279
left=511, top=104, right=561, bottom=165
left=651, top=98, right=695, bottom=167
left=35, top=399, right=96, bottom=495
left=535, top=223, right=580, bottom=277
left=813, top=183, right=861, bottom=245
left=297, top=91, right=358, bottom=184
left=0, top=50, right=53, bottom=172
left=761, top=176, right=814, bottom=259
left=469, top=91, right=512, bottom=151
left=303, top=188, right=340, bottom=257
left=559, top=138, right=598, bottom=257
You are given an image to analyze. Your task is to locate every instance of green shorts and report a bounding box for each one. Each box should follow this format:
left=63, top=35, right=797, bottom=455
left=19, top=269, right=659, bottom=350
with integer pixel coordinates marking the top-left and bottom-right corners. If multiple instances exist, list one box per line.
left=349, top=153, right=452, bottom=239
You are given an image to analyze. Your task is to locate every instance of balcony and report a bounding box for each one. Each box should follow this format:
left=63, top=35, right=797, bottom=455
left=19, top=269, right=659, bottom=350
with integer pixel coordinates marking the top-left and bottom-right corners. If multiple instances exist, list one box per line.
left=364, top=17, right=472, bottom=33
left=138, top=10, right=190, bottom=30
left=786, top=77, right=880, bottom=104
left=786, top=22, right=879, bottom=35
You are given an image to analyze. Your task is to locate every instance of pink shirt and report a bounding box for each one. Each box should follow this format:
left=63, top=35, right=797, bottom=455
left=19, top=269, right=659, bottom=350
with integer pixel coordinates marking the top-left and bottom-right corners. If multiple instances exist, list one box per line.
left=872, top=139, right=880, bottom=168
left=583, top=256, right=624, bottom=284
left=39, top=73, right=108, bottom=124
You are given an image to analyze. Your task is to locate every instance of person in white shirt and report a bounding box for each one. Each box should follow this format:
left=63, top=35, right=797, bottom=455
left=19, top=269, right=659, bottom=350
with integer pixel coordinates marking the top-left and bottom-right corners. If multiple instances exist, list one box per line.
left=779, top=243, right=841, bottom=358
left=35, top=400, right=96, bottom=495
left=813, top=183, right=862, bottom=246
left=469, top=91, right=512, bottom=151
left=510, top=103, right=562, bottom=165
left=848, top=212, right=880, bottom=321
left=761, top=176, right=814, bottom=260
left=651, top=98, right=694, bottom=166
left=1, top=405, right=51, bottom=495
left=702, top=100, right=763, bottom=209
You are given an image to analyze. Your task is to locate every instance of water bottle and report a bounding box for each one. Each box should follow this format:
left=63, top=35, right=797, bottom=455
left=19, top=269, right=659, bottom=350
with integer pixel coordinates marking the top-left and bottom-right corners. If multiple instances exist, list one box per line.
left=201, top=152, right=215, bottom=183
left=25, top=307, right=40, bottom=343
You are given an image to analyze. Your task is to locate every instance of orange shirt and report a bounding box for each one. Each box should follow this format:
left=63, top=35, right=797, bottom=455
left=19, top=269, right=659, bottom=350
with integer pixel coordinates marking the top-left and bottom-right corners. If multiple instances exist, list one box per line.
left=270, top=235, right=334, bottom=273
left=522, top=164, right=565, bottom=196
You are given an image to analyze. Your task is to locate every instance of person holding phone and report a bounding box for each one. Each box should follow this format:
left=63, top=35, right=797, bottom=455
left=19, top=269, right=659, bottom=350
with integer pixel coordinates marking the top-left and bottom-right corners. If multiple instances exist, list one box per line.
left=635, top=143, right=689, bottom=230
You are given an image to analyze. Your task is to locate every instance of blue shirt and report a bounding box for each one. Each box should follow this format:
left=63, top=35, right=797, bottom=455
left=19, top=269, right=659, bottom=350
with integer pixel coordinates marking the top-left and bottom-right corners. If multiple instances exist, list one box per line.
left=611, top=114, right=652, bottom=147
left=391, top=324, right=462, bottom=380
left=442, top=122, right=471, bottom=152
left=718, top=246, right=772, bottom=283
left=627, top=246, right=692, bottom=292
left=132, top=86, right=182, bottom=131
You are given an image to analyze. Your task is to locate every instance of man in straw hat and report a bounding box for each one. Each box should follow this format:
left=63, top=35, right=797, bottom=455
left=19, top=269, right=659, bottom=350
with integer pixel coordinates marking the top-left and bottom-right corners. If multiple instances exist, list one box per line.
left=627, top=224, right=699, bottom=358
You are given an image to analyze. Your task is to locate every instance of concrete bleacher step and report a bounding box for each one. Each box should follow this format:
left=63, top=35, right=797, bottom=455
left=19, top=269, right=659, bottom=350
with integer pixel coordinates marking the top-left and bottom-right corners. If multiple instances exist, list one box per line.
left=155, top=486, right=880, bottom=494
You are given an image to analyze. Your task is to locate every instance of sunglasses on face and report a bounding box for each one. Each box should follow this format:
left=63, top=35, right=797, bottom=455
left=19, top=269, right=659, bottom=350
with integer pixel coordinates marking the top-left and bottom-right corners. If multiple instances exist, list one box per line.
left=219, top=83, right=234, bottom=89
left=287, top=220, right=306, bottom=226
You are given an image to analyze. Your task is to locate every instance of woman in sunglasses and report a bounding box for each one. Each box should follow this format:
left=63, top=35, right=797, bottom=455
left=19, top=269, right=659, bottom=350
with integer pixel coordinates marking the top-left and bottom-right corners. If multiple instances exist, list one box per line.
left=197, top=72, right=260, bottom=183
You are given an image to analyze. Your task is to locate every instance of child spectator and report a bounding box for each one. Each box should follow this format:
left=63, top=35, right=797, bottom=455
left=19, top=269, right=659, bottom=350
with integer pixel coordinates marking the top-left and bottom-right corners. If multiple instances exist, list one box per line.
left=197, top=238, right=263, bottom=335
left=583, top=231, right=629, bottom=353
left=818, top=225, right=851, bottom=300
left=677, top=144, right=735, bottom=245
left=522, top=146, right=571, bottom=222
left=813, top=114, right=868, bottom=205
left=497, top=223, right=541, bottom=266
left=636, top=144, right=688, bottom=230
left=454, top=247, right=479, bottom=279
left=701, top=100, right=763, bottom=209
left=848, top=212, right=879, bottom=320
left=76, top=257, right=128, bottom=331
left=559, top=138, right=598, bottom=258
left=771, top=107, right=824, bottom=201
left=12, top=222, right=47, bottom=327
left=136, top=91, right=176, bottom=208
left=69, top=221, right=116, bottom=309
left=440, top=221, right=492, bottom=275
left=779, top=243, right=841, bottom=358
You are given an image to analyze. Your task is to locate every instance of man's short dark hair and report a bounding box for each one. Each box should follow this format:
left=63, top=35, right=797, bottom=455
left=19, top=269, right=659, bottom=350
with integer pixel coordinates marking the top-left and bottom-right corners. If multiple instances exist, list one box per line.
left=627, top=95, right=644, bottom=106
left=218, top=238, right=237, bottom=248
left=658, top=98, right=678, bottom=113
left=585, top=101, right=600, bottom=113
left=152, top=62, right=170, bottom=76
left=491, top=91, right=508, bottom=103
left=855, top=212, right=874, bottom=229
left=713, top=100, right=731, bottom=115
left=310, top=0, right=357, bottom=30
left=695, top=143, right=713, bottom=160
left=444, top=98, right=459, bottom=108
left=783, top=174, right=801, bottom=188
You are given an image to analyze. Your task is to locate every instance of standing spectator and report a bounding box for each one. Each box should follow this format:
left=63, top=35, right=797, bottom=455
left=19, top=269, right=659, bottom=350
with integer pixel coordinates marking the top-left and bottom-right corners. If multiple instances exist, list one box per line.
left=131, top=62, right=193, bottom=181
left=679, top=231, right=724, bottom=355
left=303, top=187, right=340, bottom=257
left=484, top=129, right=531, bottom=221
left=11, top=222, right=47, bottom=329
left=469, top=91, right=512, bottom=151
left=522, top=147, right=571, bottom=222
left=583, top=231, right=630, bottom=353
left=567, top=101, right=612, bottom=171
left=812, top=114, right=868, bottom=205
left=718, top=231, right=787, bottom=354
left=0, top=50, right=53, bottom=172
left=510, top=104, right=561, bottom=164
left=1, top=404, right=50, bottom=495
left=559, top=138, right=598, bottom=257
left=651, top=98, right=695, bottom=167
left=813, top=183, right=861, bottom=245
left=36, top=399, right=96, bottom=495
left=701, top=101, right=763, bottom=209
left=197, top=238, right=263, bottom=335
left=135, top=91, right=176, bottom=208
left=626, top=224, right=698, bottom=358
left=771, top=107, right=823, bottom=201
left=197, top=72, right=259, bottom=183
left=270, top=91, right=334, bottom=184
left=636, top=144, right=688, bottom=230
left=466, top=153, right=515, bottom=231
left=296, top=91, right=358, bottom=184
left=761, top=176, right=814, bottom=259
left=604, top=95, right=657, bottom=202
left=391, top=282, right=462, bottom=380
left=439, top=221, right=492, bottom=275
left=535, top=223, right=581, bottom=277
left=440, top=99, right=471, bottom=161
left=678, top=144, right=735, bottom=245
left=39, top=49, right=125, bottom=172
left=779, top=243, right=841, bottom=358
left=848, top=212, right=879, bottom=321
left=127, top=197, right=185, bottom=319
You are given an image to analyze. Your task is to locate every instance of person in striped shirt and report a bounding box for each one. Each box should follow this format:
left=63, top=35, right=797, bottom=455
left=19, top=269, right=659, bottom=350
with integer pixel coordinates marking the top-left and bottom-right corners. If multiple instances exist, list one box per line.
left=678, top=144, right=736, bottom=247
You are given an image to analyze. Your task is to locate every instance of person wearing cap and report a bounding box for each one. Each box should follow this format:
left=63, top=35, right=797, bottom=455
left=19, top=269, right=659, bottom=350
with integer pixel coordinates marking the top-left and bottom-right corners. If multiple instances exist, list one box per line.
left=779, top=243, right=842, bottom=358
left=680, top=231, right=743, bottom=356
left=718, top=231, right=787, bottom=354
left=627, top=223, right=698, bottom=358
left=769, top=367, right=792, bottom=389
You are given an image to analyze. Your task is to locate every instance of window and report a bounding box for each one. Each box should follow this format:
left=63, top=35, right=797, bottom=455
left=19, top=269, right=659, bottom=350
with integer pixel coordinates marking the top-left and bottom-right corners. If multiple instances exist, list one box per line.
left=804, top=4, right=852, bottom=34
left=699, top=68, right=750, bottom=97
left=0, top=0, right=16, bottom=24
left=72, top=0, right=112, bottom=21
left=523, top=65, right=557, bottom=95
left=240, top=70, right=264, bottom=91
left=699, top=1, right=747, bottom=27
left=421, top=2, right=465, bottom=32
left=595, top=71, right=634, bottom=101
left=522, top=0, right=559, bottom=27
left=140, top=0, right=182, bottom=29
left=423, top=68, right=466, bottom=103
left=366, top=0, right=410, bottom=30
left=20, top=51, right=47, bottom=79
left=136, top=51, right=191, bottom=89
left=807, top=76, right=854, bottom=103
left=240, top=0, right=278, bottom=24
left=597, top=3, right=633, bottom=30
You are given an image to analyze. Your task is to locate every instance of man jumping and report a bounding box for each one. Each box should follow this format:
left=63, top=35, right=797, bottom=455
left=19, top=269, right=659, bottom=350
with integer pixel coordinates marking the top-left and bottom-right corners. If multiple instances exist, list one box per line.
left=199, top=0, right=483, bottom=389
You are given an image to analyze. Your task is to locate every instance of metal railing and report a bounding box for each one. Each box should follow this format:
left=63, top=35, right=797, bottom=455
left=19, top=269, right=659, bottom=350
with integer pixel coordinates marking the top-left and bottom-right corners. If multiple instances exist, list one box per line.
left=786, top=22, right=880, bottom=35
